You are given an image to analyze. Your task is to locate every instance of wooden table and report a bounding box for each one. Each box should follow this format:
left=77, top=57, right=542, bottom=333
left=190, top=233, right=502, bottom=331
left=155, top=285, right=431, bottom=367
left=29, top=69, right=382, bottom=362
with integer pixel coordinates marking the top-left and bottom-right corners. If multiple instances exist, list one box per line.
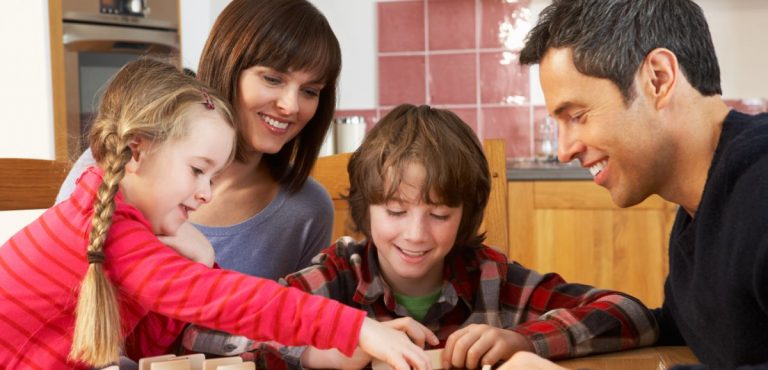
left=554, top=346, right=699, bottom=370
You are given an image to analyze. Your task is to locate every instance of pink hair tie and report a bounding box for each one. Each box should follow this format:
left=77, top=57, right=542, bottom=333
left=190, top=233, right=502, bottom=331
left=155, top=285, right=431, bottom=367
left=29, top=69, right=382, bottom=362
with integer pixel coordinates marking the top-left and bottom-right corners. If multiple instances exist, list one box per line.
left=200, top=88, right=215, bottom=110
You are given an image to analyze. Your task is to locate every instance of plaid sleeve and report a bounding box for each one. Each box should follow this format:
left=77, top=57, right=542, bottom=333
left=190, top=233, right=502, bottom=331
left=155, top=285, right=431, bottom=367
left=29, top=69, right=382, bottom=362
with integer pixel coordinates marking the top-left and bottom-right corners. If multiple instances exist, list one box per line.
left=504, top=262, right=659, bottom=360
left=263, top=240, right=363, bottom=368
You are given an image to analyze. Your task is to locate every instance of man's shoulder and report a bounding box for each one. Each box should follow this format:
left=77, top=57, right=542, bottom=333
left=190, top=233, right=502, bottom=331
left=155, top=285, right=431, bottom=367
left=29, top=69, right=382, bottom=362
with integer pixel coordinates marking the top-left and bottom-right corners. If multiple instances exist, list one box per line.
left=715, top=111, right=768, bottom=179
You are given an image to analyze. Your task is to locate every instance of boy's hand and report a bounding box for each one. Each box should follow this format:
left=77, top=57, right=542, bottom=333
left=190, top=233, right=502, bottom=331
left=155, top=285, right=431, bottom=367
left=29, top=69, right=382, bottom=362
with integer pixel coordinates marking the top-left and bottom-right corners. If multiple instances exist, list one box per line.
left=443, top=324, right=534, bottom=369
left=381, top=317, right=440, bottom=348
left=158, top=222, right=215, bottom=267
left=497, top=351, right=566, bottom=370
left=358, top=317, right=432, bottom=370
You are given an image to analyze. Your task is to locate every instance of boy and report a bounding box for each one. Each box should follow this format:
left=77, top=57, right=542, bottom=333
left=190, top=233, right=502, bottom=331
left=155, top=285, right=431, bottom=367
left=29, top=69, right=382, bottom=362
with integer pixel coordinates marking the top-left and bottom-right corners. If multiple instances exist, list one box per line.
left=183, top=104, right=658, bottom=369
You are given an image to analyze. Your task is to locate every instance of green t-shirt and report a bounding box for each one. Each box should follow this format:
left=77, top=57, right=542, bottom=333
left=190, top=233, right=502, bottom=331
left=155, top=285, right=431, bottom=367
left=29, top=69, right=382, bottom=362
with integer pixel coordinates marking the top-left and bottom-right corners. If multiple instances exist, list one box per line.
left=394, top=288, right=442, bottom=322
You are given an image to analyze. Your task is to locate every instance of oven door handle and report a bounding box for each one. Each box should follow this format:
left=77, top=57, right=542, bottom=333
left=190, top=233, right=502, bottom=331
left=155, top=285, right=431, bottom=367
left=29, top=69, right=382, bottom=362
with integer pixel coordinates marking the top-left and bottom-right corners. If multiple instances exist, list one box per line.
left=63, top=22, right=178, bottom=51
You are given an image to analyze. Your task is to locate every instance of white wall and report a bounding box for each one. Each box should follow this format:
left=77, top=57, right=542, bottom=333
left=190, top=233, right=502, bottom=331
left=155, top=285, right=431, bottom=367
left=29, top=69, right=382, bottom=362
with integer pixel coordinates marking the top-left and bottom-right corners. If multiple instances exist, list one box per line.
left=1, top=1, right=54, bottom=160
left=311, top=0, right=378, bottom=109
left=179, top=0, right=231, bottom=71
left=698, top=0, right=768, bottom=99
left=0, top=1, right=54, bottom=242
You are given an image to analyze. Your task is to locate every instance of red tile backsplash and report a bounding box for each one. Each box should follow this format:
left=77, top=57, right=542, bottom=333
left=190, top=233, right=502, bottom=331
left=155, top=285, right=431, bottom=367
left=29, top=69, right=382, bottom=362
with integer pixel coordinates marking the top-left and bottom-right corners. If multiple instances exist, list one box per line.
left=480, top=0, right=531, bottom=50
left=428, top=0, right=475, bottom=50
left=483, top=106, right=532, bottom=158
left=479, top=51, right=529, bottom=104
left=376, top=0, right=537, bottom=160
left=429, top=53, right=477, bottom=105
left=445, top=107, right=478, bottom=133
left=379, top=55, right=426, bottom=106
left=378, top=1, right=425, bottom=52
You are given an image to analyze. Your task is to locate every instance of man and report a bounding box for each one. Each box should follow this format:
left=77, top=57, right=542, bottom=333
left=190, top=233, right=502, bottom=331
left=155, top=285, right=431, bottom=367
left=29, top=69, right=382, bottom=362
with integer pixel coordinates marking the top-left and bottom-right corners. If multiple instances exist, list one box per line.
left=499, top=0, right=768, bottom=369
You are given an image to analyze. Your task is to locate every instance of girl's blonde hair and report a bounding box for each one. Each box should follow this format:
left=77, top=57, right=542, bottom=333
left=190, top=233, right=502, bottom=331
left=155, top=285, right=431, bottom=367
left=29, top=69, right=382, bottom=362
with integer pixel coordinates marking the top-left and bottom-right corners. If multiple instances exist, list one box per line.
left=68, top=58, right=236, bottom=367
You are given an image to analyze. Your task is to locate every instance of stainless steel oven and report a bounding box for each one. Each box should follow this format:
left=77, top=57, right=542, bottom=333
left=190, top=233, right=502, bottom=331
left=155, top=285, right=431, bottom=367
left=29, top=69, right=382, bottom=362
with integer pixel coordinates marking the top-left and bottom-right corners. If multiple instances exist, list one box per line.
left=62, top=0, right=179, bottom=159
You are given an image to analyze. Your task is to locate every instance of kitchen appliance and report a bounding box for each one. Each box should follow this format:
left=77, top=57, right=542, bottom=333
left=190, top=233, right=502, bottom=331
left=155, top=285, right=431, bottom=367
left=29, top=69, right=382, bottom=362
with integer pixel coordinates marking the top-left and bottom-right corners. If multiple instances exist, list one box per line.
left=61, top=0, right=179, bottom=159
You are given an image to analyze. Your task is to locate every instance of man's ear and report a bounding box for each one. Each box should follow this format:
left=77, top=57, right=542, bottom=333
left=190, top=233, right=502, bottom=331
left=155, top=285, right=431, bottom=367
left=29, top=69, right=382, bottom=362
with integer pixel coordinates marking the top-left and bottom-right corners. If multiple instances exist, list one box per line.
left=641, top=48, right=678, bottom=110
left=125, top=136, right=147, bottom=173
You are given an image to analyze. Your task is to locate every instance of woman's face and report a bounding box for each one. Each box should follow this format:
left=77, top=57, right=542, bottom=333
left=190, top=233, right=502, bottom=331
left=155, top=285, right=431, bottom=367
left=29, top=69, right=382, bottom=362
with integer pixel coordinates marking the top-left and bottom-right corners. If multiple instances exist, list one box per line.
left=236, top=65, right=325, bottom=155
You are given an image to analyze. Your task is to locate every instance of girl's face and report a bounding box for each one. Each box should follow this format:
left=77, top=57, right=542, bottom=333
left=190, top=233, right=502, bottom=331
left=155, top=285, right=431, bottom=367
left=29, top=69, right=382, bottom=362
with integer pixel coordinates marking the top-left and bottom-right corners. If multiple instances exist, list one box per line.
left=236, top=65, right=325, bottom=156
left=121, top=106, right=235, bottom=236
left=370, top=163, right=463, bottom=295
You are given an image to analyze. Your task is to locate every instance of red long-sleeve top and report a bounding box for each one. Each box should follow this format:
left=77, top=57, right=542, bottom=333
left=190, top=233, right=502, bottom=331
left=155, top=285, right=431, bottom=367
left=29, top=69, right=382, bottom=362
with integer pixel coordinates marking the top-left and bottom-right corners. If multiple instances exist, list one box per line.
left=0, top=168, right=364, bottom=369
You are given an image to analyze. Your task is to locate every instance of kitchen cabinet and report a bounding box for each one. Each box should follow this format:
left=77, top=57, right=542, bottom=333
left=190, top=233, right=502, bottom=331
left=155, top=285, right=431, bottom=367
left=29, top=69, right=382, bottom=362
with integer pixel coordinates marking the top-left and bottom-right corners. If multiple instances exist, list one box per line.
left=506, top=180, right=677, bottom=308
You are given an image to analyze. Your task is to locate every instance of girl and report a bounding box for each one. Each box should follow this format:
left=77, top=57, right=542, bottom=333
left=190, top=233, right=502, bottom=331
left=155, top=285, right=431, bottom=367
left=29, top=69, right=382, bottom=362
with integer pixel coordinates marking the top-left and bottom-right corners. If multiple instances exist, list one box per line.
left=0, top=59, right=431, bottom=370
left=58, top=0, right=341, bottom=280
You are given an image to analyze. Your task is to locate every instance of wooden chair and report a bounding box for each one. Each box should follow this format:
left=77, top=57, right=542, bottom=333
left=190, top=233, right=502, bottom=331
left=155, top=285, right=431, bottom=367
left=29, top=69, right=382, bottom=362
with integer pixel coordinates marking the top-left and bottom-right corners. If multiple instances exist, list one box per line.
left=311, top=139, right=509, bottom=253
left=0, top=158, right=71, bottom=211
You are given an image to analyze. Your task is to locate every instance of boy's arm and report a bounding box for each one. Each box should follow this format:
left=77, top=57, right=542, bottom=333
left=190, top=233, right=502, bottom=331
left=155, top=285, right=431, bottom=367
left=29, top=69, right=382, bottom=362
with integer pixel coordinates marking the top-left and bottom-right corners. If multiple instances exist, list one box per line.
left=503, top=262, right=659, bottom=360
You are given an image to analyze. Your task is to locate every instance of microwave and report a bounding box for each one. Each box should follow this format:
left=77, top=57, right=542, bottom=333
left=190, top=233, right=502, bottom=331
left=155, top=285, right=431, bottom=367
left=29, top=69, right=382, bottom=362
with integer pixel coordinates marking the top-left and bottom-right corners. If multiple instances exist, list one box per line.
left=61, top=0, right=180, bottom=160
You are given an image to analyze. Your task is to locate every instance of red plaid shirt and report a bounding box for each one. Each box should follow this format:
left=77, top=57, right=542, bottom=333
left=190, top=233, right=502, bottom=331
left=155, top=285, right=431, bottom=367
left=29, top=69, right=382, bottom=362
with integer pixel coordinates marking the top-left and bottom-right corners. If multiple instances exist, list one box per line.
left=183, top=237, right=658, bottom=369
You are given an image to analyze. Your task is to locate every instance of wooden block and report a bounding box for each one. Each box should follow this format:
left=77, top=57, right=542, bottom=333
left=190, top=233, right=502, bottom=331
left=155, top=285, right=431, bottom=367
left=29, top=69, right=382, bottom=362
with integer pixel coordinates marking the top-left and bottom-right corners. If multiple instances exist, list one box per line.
left=151, top=358, right=191, bottom=370
left=202, top=357, right=243, bottom=370
left=216, top=362, right=256, bottom=370
left=371, top=349, right=444, bottom=370
left=176, top=354, right=205, bottom=370
left=139, top=354, right=176, bottom=370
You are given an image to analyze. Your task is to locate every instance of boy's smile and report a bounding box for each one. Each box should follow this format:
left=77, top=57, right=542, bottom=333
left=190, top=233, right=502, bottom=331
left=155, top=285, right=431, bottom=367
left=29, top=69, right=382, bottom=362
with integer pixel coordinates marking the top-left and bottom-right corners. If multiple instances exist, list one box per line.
left=371, top=163, right=462, bottom=297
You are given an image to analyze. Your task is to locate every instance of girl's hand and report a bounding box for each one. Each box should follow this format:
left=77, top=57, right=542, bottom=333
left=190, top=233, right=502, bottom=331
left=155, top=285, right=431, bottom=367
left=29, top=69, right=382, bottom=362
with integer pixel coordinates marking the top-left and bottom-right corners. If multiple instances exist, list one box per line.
left=158, top=222, right=215, bottom=267
left=300, top=317, right=439, bottom=369
left=443, top=324, right=534, bottom=369
left=358, top=317, right=432, bottom=370
left=497, top=351, right=567, bottom=370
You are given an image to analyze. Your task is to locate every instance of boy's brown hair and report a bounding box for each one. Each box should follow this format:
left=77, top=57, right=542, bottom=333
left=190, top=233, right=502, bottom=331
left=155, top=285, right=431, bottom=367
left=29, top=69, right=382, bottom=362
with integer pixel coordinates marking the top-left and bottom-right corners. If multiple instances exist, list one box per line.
left=347, top=104, right=490, bottom=248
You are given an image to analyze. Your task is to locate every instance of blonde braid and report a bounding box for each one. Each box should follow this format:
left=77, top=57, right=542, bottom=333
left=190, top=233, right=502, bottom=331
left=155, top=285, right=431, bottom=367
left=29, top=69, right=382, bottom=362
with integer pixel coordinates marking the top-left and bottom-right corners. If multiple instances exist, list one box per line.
left=69, top=132, right=133, bottom=367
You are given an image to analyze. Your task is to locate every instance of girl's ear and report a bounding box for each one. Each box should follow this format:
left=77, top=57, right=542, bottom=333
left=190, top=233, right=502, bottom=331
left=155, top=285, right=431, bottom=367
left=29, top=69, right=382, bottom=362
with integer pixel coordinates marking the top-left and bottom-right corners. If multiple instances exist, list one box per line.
left=125, top=136, right=147, bottom=173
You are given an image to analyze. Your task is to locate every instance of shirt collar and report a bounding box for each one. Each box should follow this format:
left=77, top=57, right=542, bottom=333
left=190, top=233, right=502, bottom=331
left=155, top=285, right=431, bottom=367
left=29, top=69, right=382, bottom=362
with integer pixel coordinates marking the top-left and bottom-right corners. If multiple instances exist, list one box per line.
left=352, top=240, right=484, bottom=314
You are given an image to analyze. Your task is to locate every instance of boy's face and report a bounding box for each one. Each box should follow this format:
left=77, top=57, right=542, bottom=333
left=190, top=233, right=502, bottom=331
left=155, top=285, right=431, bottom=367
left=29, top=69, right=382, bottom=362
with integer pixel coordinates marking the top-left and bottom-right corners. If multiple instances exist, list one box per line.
left=371, top=162, right=462, bottom=296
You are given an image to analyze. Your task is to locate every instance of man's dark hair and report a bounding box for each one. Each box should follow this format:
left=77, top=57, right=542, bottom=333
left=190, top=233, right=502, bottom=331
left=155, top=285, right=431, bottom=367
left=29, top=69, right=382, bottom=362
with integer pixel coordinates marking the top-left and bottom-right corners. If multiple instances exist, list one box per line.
left=520, top=0, right=721, bottom=102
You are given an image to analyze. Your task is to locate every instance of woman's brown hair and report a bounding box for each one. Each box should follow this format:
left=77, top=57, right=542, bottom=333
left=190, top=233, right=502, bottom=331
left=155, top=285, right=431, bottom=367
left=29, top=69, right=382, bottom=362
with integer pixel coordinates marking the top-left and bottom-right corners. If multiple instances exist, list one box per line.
left=68, top=58, right=235, bottom=367
left=347, top=104, right=491, bottom=248
left=197, top=0, right=342, bottom=192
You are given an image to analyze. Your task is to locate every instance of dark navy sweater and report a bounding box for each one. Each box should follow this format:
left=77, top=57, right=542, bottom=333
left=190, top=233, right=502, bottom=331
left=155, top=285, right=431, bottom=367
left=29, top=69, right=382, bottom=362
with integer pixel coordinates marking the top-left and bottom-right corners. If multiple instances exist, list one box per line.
left=655, top=110, right=768, bottom=369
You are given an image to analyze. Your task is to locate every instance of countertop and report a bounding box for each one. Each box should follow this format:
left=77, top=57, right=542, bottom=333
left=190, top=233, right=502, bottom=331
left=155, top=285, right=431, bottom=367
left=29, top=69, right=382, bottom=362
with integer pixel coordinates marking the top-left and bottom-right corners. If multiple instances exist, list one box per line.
left=506, top=159, right=592, bottom=181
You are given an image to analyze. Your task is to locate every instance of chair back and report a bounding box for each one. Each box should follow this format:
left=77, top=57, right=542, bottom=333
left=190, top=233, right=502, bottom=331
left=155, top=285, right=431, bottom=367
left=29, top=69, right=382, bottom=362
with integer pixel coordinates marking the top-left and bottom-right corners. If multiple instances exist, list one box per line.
left=0, top=158, right=71, bottom=211
left=311, top=139, right=509, bottom=252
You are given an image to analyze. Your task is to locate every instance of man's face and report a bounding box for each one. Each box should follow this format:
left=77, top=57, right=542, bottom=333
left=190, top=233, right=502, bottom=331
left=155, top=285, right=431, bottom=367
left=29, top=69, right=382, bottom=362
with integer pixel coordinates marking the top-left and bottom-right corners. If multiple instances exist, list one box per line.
left=539, top=48, right=675, bottom=207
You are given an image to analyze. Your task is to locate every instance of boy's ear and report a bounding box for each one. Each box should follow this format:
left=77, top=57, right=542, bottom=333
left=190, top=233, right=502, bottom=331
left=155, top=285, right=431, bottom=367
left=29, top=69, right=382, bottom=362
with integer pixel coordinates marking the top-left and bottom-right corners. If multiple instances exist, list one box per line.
left=641, top=48, right=678, bottom=110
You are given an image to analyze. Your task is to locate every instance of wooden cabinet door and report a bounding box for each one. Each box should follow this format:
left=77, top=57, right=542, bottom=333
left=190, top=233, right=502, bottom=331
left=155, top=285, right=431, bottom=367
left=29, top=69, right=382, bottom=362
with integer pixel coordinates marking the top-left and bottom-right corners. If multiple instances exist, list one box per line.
left=507, top=181, right=677, bottom=307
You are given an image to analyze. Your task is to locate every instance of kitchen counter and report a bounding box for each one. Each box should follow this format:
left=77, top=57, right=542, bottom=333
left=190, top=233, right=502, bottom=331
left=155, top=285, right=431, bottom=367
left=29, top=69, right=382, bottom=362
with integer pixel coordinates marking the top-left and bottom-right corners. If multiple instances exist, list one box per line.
left=506, top=159, right=592, bottom=181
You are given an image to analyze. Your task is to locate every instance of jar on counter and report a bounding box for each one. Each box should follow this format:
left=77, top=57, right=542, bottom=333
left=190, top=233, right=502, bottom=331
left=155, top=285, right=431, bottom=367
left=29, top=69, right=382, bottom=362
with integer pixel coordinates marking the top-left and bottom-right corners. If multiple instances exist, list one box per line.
left=534, top=115, right=558, bottom=162
left=334, top=116, right=367, bottom=153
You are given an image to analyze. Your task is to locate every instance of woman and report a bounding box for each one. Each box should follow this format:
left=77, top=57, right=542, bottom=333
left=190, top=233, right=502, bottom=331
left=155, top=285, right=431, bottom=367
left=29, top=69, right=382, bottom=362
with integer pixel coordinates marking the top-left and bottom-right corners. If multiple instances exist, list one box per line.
left=57, top=0, right=339, bottom=280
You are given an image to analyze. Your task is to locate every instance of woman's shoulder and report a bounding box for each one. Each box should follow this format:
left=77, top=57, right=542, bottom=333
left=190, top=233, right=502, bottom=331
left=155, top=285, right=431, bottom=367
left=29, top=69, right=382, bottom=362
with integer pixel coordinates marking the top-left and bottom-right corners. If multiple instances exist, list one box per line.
left=279, top=176, right=333, bottom=212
